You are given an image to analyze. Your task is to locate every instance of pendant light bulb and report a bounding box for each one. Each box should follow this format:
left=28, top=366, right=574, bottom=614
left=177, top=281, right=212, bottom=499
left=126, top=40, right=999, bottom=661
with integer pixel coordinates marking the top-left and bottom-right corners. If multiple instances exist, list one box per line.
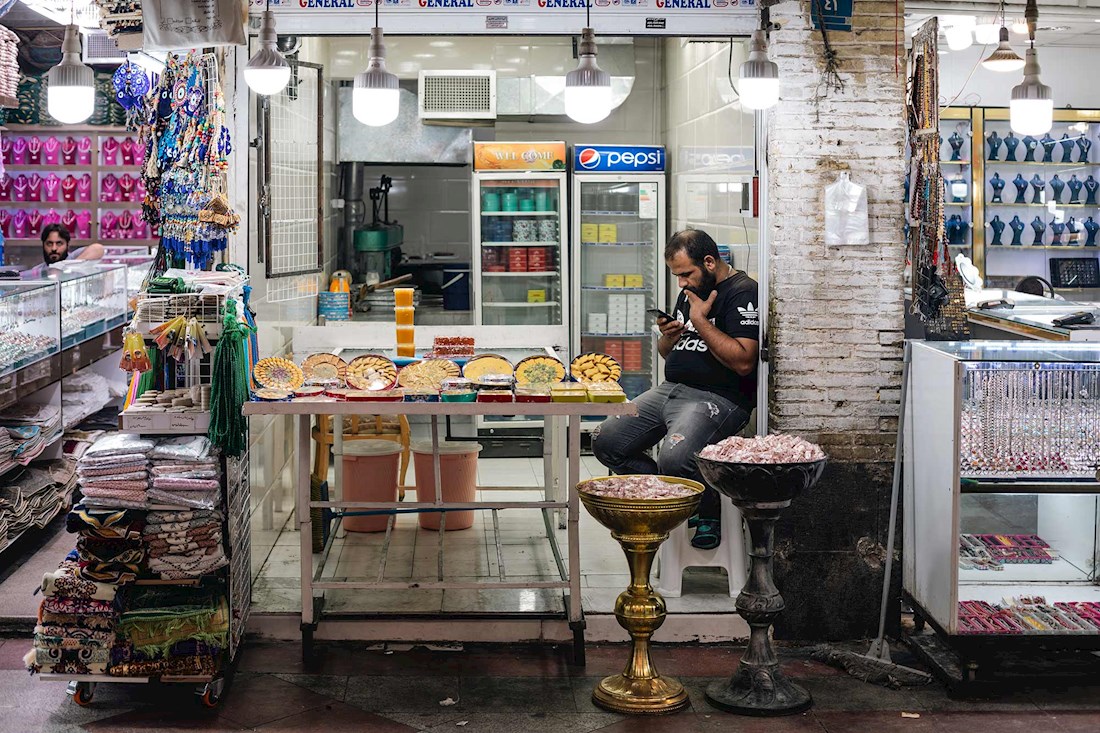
left=353, top=27, right=400, bottom=127
left=944, top=25, right=974, bottom=51
left=1010, top=47, right=1053, bottom=135
left=565, top=28, right=612, bottom=124
left=974, top=23, right=1000, bottom=45
left=244, top=10, right=291, bottom=96
left=738, top=30, right=780, bottom=111
left=982, top=27, right=1025, bottom=72
left=47, top=25, right=94, bottom=125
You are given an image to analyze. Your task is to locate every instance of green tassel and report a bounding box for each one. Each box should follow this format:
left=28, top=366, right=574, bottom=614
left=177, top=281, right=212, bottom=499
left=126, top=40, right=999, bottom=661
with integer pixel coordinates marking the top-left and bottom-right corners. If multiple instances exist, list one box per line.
left=207, top=300, right=248, bottom=457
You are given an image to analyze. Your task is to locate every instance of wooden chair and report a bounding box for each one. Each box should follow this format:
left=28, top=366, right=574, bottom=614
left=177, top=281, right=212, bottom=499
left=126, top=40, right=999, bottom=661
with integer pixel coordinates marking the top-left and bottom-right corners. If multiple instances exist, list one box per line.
left=311, top=414, right=411, bottom=497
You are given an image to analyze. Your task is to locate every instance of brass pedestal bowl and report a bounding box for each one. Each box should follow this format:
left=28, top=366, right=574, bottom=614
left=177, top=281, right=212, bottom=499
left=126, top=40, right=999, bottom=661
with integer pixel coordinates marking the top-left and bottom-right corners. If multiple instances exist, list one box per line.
left=577, top=475, right=704, bottom=715
left=694, top=455, right=827, bottom=717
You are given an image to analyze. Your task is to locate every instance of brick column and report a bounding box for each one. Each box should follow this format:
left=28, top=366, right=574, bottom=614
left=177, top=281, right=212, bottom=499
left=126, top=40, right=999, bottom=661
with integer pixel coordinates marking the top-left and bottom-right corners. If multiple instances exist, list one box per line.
left=765, top=1, right=907, bottom=639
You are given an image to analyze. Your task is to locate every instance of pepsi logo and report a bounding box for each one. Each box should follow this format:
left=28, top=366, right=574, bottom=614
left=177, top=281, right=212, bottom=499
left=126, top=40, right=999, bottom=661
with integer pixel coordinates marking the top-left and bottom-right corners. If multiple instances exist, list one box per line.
left=577, top=148, right=601, bottom=169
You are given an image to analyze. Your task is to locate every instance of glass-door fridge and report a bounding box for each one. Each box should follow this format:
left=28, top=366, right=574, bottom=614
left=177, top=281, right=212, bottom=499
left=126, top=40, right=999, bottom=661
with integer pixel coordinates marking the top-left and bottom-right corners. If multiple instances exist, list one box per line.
left=571, top=145, right=667, bottom=409
left=471, top=142, right=569, bottom=331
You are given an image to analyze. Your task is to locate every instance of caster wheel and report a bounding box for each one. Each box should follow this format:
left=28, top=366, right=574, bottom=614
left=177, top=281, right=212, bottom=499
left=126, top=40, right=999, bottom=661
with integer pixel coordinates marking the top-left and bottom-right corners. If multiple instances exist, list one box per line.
left=71, top=682, right=95, bottom=706
left=198, top=678, right=225, bottom=708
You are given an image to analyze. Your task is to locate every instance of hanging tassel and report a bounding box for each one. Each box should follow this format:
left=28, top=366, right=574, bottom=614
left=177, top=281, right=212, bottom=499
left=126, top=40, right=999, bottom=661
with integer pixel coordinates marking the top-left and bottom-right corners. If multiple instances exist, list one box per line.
left=242, top=284, right=259, bottom=390
left=208, top=299, right=249, bottom=457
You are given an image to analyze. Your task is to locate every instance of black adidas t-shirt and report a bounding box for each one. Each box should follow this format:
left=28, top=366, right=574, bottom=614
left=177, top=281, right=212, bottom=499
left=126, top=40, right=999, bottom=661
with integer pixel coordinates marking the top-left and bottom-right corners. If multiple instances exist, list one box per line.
left=663, top=270, right=759, bottom=411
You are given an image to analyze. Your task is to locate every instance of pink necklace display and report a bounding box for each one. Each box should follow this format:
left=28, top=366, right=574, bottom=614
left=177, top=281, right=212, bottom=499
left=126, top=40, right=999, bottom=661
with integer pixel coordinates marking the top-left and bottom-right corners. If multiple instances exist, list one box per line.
left=26, top=173, right=41, bottom=201
left=1, top=137, right=10, bottom=165
left=77, top=136, right=92, bottom=165
left=42, top=210, right=60, bottom=228
left=0, top=174, right=11, bottom=201
left=11, top=137, right=26, bottom=165
left=43, top=136, right=59, bottom=165
left=11, top=209, right=27, bottom=238
left=61, top=209, right=78, bottom=232
left=12, top=174, right=27, bottom=201
left=117, top=210, right=134, bottom=238
left=0, top=210, right=9, bottom=237
left=43, top=173, right=61, bottom=202
left=75, top=210, right=92, bottom=238
left=26, top=136, right=41, bottom=165
left=26, top=209, right=42, bottom=236
left=120, top=138, right=135, bottom=166
left=101, top=137, right=120, bottom=166
left=60, top=137, right=77, bottom=165
left=101, top=173, right=119, bottom=202
left=100, top=211, right=118, bottom=239
left=77, top=174, right=92, bottom=202
left=119, top=174, right=135, bottom=201
left=61, top=175, right=78, bottom=202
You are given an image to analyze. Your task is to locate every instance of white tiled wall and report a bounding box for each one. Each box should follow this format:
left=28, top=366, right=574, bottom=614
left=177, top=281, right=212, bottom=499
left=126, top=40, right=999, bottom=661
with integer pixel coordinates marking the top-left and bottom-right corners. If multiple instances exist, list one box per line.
left=661, top=38, right=759, bottom=279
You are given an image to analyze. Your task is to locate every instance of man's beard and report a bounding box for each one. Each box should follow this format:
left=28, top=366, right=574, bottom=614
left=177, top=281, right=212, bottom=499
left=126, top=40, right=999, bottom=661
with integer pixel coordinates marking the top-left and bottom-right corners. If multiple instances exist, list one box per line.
left=688, top=270, right=718, bottom=299
left=44, top=250, right=64, bottom=263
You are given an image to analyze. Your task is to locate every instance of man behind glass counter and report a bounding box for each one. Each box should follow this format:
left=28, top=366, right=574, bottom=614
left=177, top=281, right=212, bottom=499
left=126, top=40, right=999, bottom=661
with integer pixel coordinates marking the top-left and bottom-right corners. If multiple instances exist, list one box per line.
left=592, top=229, right=759, bottom=550
left=22, top=223, right=104, bottom=279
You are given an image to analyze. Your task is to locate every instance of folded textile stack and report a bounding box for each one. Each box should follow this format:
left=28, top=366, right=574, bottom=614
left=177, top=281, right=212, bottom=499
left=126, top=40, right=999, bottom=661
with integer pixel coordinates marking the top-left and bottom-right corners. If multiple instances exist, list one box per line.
left=144, top=509, right=226, bottom=580
left=111, top=586, right=227, bottom=677
left=0, top=403, right=62, bottom=465
left=26, top=555, right=119, bottom=675
left=66, top=503, right=146, bottom=583
left=0, top=429, right=16, bottom=476
left=146, top=436, right=221, bottom=511
left=76, top=433, right=155, bottom=510
left=62, top=372, right=114, bottom=430
left=0, top=467, right=73, bottom=551
left=0, top=26, right=18, bottom=102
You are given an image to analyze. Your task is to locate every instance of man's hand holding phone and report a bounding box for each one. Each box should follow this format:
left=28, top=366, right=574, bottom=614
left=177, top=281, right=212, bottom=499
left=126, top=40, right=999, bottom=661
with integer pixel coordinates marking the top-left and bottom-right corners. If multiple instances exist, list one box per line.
left=658, top=317, right=684, bottom=340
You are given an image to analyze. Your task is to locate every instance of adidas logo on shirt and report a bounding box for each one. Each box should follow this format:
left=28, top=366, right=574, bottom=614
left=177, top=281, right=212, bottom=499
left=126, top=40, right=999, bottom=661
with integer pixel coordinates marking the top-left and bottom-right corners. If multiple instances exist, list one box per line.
left=738, top=302, right=759, bottom=327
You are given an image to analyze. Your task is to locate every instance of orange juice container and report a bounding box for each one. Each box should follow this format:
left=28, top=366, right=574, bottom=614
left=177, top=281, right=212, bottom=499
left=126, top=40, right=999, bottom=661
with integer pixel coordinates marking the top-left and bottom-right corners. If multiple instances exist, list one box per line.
left=395, top=306, right=415, bottom=326
left=396, top=344, right=416, bottom=358
left=394, top=287, right=415, bottom=308
left=396, top=325, right=415, bottom=344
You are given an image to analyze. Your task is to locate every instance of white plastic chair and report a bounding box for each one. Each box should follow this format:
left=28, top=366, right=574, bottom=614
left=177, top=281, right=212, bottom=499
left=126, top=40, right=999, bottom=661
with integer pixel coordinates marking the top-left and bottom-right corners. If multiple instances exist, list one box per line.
left=655, top=496, right=748, bottom=598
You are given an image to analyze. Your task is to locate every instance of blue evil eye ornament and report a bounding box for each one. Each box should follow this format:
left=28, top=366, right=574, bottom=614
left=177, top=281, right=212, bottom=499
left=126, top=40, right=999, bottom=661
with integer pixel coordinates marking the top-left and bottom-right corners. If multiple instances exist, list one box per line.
left=112, top=61, right=149, bottom=111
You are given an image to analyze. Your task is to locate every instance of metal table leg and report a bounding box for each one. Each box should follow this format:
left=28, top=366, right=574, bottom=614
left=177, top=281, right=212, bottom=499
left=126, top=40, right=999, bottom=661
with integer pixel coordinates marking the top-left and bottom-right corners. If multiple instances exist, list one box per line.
left=567, top=415, right=585, bottom=666
left=297, top=414, right=316, bottom=661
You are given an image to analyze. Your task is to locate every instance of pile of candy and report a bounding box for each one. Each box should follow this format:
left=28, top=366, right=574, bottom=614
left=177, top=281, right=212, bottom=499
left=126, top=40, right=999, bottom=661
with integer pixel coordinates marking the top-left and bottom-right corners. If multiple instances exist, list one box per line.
left=699, top=434, right=826, bottom=464
left=581, top=475, right=696, bottom=500
left=959, top=597, right=1100, bottom=635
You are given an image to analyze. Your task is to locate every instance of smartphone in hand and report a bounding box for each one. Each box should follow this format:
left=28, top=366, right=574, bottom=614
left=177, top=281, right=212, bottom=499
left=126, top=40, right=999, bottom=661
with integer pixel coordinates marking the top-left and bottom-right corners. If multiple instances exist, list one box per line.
left=646, top=308, right=674, bottom=323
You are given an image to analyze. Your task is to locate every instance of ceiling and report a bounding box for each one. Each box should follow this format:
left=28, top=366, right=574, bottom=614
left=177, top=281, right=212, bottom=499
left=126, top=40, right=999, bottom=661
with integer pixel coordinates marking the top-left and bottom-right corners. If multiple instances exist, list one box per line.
left=906, top=0, right=1100, bottom=48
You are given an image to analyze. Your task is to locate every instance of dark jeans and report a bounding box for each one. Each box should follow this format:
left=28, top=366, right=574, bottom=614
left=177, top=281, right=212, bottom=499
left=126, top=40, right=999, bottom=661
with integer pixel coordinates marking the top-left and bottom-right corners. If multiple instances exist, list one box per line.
left=591, top=381, right=751, bottom=520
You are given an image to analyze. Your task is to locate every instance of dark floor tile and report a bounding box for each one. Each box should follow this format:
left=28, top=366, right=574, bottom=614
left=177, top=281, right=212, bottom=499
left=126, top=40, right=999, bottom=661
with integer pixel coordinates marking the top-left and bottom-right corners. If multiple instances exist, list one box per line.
left=575, top=646, right=633, bottom=677
left=592, top=711, right=823, bottom=732
left=813, top=710, right=936, bottom=733
left=0, top=669, right=135, bottom=731
left=780, top=657, right=849, bottom=679
left=802, top=676, right=931, bottom=712
left=256, top=701, right=418, bottom=731
left=929, top=712, right=1062, bottom=733
left=82, top=708, right=247, bottom=733
left=458, top=648, right=572, bottom=678
left=569, top=677, right=630, bottom=716
left=422, top=712, right=621, bottom=733
left=1050, top=711, right=1100, bottom=732
left=375, top=711, right=470, bottom=731
left=1029, top=685, right=1100, bottom=711
left=0, top=639, right=31, bottom=670
left=908, top=683, right=1040, bottom=712
left=648, top=646, right=742, bottom=678
left=344, top=675, right=461, bottom=713
left=216, top=673, right=332, bottom=728
left=458, top=676, right=577, bottom=713
left=314, top=646, right=467, bottom=677
left=235, top=642, right=310, bottom=675
left=271, top=674, right=349, bottom=702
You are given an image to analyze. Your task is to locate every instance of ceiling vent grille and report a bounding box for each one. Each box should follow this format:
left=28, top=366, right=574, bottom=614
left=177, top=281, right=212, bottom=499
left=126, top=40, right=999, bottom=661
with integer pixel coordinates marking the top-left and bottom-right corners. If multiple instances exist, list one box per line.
left=82, top=32, right=127, bottom=65
left=419, top=70, right=496, bottom=121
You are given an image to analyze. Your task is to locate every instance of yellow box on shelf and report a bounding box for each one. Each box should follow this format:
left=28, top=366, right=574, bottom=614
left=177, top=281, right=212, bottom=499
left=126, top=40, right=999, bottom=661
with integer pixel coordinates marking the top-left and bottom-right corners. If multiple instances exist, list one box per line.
left=604, top=274, right=625, bottom=288
left=581, top=224, right=599, bottom=242
left=624, top=274, right=644, bottom=288
left=598, top=224, right=617, bottom=243
left=527, top=289, right=547, bottom=303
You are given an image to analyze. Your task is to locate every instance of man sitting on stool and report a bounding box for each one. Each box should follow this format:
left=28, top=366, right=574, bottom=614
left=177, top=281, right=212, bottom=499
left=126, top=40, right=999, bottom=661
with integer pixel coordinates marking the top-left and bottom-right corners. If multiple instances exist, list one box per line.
left=592, top=229, right=759, bottom=549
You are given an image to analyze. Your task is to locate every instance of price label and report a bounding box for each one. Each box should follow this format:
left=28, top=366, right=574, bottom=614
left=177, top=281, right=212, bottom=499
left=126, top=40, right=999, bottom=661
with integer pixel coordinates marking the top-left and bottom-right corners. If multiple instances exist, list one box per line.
left=125, top=413, right=156, bottom=430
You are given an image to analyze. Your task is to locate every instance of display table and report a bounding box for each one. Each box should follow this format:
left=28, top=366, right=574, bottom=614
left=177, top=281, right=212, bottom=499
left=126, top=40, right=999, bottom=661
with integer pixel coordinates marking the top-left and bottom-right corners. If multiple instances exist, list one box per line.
left=243, top=397, right=636, bottom=662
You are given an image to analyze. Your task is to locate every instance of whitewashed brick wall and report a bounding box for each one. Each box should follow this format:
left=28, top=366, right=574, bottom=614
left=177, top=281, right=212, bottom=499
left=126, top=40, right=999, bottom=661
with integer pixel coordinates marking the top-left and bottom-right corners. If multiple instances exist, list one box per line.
left=767, top=1, right=907, bottom=462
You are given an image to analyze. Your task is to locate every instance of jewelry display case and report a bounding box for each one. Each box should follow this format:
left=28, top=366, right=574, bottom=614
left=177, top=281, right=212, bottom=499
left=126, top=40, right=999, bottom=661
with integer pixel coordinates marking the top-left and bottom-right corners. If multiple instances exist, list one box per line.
left=904, top=340, right=1100, bottom=684
left=0, top=281, right=60, bottom=378
left=937, top=108, right=1100, bottom=284
left=55, top=264, right=128, bottom=348
left=0, top=125, right=157, bottom=271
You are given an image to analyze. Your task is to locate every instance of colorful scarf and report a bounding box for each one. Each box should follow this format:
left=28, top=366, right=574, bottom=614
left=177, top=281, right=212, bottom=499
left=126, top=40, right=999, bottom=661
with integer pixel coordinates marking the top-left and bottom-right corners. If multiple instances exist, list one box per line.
left=35, top=625, right=115, bottom=647
left=108, top=654, right=219, bottom=678
left=39, top=610, right=116, bottom=630
left=41, top=567, right=120, bottom=601
left=41, top=595, right=118, bottom=617
left=111, top=639, right=221, bottom=665
left=25, top=646, right=109, bottom=675
left=118, top=590, right=228, bottom=656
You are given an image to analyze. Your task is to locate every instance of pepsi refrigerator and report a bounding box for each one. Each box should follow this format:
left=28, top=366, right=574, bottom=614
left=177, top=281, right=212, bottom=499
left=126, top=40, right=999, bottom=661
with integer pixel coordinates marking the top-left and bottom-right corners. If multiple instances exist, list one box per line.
left=571, top=144, right=667, bottom=418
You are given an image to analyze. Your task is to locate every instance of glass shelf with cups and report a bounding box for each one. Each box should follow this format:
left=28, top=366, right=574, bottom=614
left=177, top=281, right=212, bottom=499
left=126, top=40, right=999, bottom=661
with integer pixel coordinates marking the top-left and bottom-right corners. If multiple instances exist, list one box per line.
left=0, top=281, right=60, bottom=379
left=54, top=264, right=128, bottom=349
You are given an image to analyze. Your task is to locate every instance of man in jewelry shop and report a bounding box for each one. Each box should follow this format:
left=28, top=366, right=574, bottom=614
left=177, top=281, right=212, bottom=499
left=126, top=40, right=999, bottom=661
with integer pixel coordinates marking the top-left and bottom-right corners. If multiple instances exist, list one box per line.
left=592, top=229, right=759, bottom=550
left=22, top=223, right=105, bottom=279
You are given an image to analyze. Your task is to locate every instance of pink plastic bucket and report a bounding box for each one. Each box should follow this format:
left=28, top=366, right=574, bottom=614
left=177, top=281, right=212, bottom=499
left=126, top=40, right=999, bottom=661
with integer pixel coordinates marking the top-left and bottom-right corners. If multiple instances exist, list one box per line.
left=412, top=441, right=482, bottom=530
left=341, top=440, right=402, bottom=532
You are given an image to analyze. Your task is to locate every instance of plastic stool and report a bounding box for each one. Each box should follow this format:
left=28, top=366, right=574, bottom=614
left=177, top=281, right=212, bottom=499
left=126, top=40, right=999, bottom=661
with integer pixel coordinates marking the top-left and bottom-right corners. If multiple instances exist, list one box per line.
left=655, top=496, right=748, bottom=598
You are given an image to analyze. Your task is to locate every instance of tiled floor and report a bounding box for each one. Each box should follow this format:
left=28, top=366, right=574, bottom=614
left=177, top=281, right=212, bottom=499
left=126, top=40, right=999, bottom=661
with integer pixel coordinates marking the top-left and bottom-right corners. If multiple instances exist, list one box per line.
left=251, top=456, right=739, bottom=615
left=2, top=640, right=1098, bottom=732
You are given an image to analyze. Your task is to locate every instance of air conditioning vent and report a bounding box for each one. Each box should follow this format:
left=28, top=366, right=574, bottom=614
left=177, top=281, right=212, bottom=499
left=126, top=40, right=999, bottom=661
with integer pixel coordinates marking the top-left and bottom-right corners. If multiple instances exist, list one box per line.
left=419, top=70, right=496, bottom=121
left=82, top=32, right=127, bottom=65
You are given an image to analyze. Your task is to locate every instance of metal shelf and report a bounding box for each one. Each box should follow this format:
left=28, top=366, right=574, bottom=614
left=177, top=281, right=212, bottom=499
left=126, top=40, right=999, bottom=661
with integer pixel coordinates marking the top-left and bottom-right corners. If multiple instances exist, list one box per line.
left=482, top=271, right=559, bottom=277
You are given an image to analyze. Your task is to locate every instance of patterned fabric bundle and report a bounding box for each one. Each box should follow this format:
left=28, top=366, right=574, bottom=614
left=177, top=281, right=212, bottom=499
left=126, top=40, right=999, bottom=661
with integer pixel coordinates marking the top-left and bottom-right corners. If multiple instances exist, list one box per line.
left=117, top=587, right=228, bottom=657
left=109, top=638, right=221, bottom=677
left=144, top=509, right=225, bottom=580
left=26, top=557, right=120, bottom=675
left=66, top=504, right=145, bottom=539
left=76, top=538, right=146, bottom=583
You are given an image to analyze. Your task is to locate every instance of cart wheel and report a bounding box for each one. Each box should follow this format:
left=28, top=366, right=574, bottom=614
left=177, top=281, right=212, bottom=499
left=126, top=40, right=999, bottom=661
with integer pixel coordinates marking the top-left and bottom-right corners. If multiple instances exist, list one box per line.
left=71, top=682, right=95, bottom=706
left=197, top=678, right=225, bottom=708
left=913, top=613, right=927, bottom=633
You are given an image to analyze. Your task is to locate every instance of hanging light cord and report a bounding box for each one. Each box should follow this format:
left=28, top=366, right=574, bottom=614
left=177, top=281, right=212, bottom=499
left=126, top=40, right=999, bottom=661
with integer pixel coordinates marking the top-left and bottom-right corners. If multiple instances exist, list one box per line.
left=376, top=0, right=380, bottom=29
left=585, top=0, right=590, bottom=30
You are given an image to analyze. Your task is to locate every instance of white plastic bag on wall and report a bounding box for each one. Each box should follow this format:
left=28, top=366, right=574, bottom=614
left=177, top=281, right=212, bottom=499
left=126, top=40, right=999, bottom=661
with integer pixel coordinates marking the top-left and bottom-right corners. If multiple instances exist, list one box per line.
left=824, top=172, right=869, bottom=245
